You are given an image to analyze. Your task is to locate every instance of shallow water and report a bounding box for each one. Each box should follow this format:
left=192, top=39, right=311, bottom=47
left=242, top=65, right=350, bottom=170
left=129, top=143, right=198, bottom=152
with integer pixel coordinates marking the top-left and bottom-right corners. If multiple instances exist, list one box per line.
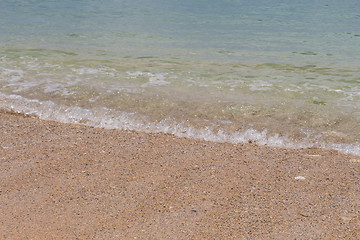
left=1, top=0, right=360, bottom=155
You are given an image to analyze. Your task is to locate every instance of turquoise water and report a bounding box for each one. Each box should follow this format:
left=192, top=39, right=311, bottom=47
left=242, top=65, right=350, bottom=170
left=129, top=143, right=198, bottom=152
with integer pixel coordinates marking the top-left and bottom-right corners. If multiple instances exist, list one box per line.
left=1, top=0, right=360, bottom=155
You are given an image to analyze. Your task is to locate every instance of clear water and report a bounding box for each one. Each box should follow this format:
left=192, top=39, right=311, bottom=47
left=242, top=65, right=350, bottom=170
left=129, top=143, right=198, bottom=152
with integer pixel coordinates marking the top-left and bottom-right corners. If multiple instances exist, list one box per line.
left=1, top=0, right=360, bottom=155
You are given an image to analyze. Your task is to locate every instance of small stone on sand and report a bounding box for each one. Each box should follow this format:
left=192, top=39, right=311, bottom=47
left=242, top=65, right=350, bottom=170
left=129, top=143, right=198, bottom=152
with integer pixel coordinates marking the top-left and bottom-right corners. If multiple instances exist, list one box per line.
left=349, top=159, right=360, bottom=163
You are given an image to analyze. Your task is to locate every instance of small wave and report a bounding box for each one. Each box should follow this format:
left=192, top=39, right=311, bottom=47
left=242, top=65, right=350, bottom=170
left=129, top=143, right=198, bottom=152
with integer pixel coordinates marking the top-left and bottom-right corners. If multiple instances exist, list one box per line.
left=1, top=93, right=359, bottom=156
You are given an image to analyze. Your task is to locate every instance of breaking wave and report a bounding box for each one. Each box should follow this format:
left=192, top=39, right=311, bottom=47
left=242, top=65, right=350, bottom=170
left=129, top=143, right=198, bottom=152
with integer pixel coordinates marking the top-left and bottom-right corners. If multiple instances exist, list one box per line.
left=1, top=93, right=359, bottom=156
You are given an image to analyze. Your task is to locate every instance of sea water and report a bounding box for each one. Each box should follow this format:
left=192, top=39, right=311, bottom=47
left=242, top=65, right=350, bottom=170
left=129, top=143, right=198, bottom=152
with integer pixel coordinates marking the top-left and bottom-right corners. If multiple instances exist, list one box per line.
left=1, top=0, right=359, bottom=155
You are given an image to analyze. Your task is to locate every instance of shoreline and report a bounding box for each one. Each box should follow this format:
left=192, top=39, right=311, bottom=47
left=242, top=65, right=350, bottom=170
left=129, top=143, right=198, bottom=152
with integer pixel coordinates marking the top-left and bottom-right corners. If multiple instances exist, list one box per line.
left=1, top=111, right=359, bottom=239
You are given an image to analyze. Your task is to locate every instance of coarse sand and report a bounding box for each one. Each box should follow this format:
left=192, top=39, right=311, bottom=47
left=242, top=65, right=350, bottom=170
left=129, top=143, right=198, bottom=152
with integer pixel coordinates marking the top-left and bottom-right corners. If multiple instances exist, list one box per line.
left=0, top=111, right=359, bottom=239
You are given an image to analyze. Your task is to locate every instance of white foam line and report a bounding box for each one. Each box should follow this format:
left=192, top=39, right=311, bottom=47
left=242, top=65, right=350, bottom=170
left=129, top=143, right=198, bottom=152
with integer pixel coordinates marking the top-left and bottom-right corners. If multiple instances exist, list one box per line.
left=0, top=93, right=359, bottom=156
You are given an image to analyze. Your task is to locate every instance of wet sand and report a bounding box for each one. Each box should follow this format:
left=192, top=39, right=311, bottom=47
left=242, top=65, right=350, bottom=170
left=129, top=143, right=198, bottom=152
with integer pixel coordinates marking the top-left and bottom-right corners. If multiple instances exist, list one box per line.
left=0, top=110, right=359, bottom=239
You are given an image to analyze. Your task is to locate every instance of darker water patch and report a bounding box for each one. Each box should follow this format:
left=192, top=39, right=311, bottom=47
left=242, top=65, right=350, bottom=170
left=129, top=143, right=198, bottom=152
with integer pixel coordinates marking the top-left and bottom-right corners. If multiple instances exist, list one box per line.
left=300, top=51, right=318, bottom=56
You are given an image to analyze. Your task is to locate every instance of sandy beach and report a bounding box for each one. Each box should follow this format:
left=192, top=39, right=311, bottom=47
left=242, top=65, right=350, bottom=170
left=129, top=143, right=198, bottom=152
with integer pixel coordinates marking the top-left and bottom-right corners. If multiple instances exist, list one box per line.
left=0, top=110, right=359, bottom=239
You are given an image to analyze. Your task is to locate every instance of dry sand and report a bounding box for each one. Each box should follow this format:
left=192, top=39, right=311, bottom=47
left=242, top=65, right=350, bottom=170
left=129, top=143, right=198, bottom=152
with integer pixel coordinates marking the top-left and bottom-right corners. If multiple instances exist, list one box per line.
left=0, top=111, right=359, bottom=239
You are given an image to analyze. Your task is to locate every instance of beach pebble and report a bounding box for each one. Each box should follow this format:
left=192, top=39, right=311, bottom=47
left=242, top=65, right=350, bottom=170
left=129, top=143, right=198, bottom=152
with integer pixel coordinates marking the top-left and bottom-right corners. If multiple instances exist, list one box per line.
left=306, top=154, right=321, bottom=157
left=340, top=216, right=352, bottom=222
left=294, top=176, right=306, bottom=180
left=349, top=159, right=360, bottom=163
